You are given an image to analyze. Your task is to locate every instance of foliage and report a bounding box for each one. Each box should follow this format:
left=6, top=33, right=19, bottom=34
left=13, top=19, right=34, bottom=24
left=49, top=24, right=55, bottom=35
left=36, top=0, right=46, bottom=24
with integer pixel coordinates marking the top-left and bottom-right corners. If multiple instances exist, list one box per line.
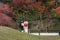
left=13, top=0, right=56, bottom=29
left=14, top=4, right=42, bottom=22
left=27, top=1, right=45, bottom=14
left=56, top=6, right=60, bottom=15
left=0, top=0, right=58, bottom=29
left=0, top=3, right=15, bottom=27
left=13, top=0, right=55, bottom=18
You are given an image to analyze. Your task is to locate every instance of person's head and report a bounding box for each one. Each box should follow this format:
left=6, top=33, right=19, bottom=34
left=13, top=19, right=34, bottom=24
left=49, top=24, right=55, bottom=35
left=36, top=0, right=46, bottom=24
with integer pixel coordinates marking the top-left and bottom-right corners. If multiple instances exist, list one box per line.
left=21, top=21, right=24, bottom=23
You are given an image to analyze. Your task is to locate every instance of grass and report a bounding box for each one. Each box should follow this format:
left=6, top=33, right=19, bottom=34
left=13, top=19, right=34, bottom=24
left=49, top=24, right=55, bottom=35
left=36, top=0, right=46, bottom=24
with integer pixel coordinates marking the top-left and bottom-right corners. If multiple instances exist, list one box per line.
left=0, top=26, right=60, bottom=40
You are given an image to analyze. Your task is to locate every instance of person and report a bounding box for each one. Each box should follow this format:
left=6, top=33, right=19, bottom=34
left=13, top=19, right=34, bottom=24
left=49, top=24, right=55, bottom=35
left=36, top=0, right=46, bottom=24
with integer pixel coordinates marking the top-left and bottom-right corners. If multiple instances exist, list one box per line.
left=24, top=21, right=28, bottom=33
left=19, top=21, right=24, bottom=32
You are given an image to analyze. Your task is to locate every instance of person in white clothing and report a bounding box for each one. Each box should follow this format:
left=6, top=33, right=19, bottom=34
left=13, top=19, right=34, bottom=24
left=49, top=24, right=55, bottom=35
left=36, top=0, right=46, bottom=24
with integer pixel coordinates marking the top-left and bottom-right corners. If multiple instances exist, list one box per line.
left=24, top=21, right=28, bottom=33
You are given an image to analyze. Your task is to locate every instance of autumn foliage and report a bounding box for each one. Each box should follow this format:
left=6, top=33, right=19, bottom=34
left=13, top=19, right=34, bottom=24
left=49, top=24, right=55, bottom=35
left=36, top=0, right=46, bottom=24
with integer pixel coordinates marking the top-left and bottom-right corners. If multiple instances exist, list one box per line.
left=13, top=0, right=33, bottom=7
left=13, top=0, right=55, bottom=14
left=0, top=3, right=15, bottom=26
left=0, top=0, right=56, bottom=27
left=27, top=2, right=44, bottom=14
left=56, top=6, right=60, bottom=15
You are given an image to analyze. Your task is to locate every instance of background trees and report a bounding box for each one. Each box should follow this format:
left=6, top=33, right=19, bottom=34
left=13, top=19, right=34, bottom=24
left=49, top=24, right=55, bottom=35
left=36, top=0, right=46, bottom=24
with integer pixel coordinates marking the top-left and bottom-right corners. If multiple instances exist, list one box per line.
left=0, top=0, right=60, bottom=32
left=12, top=0, right=56, bottom=31
left=0, top=0, right=15, bottom=28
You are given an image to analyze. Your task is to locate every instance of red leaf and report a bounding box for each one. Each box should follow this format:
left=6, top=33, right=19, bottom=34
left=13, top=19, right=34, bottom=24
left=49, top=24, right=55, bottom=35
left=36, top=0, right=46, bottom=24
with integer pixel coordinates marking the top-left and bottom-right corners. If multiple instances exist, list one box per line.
left=56, top=6, right=60, bottom=15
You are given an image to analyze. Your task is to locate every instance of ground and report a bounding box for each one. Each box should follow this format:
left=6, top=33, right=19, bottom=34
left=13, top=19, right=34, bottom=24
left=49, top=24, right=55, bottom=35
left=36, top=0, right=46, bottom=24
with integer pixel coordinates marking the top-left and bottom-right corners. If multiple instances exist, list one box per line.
left=0, top=26, right=60, bottom=40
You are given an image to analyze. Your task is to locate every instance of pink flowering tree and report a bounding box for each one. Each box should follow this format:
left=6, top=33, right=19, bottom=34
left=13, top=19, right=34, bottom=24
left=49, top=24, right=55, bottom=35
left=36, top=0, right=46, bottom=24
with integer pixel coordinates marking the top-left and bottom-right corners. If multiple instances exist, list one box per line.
left=0, top=3, right=16, bottom=27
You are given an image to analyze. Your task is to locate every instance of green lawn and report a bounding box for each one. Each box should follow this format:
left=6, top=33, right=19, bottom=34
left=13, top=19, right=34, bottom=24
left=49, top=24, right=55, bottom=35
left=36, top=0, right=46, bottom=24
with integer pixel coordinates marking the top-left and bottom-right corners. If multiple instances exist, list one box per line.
left=0, top=26, right=60, bottom=40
